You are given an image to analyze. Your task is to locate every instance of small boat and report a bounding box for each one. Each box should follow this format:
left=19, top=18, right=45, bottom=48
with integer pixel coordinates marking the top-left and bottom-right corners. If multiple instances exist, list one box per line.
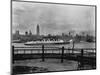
left=24, top=40, right=70, bottom=45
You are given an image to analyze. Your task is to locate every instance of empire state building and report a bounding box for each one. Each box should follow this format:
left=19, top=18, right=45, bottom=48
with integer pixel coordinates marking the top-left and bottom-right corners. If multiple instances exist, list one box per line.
left=36, top=24, right=40, bottom=36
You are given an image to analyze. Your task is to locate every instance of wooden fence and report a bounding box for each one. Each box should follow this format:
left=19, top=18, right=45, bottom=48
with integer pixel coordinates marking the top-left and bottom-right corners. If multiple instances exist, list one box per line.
left=12, top=45, right=96, bottom=68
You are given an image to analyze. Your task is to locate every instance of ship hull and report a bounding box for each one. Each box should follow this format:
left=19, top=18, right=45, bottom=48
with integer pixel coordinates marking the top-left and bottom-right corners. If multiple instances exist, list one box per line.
left=24, top=42, right=70, bottom=45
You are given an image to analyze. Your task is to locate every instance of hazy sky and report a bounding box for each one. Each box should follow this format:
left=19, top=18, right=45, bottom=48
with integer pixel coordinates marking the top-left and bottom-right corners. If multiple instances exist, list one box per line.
left=12, top=1, right=95, bottom=35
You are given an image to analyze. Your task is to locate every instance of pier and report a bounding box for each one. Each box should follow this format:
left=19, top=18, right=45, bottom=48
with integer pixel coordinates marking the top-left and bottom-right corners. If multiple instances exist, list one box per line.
left=12, top=45, right=96, bottom=70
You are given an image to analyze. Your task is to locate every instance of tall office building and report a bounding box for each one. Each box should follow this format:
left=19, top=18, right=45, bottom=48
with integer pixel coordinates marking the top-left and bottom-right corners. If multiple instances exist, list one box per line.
left=29, top=30, right=32, bottom=35
left=36, top=24, right=40, bottom=36
left=15, top=30, right=19, bottom=35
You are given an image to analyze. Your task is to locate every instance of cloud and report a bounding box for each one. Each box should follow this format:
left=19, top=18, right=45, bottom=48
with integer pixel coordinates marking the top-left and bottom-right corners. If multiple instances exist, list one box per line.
left=12, top=1, right=95, bottom=35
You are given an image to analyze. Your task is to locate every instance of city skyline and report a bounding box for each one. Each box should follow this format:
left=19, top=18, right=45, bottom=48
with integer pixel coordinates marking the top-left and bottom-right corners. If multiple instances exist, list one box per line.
left=12, top=1, right=95, bottom=35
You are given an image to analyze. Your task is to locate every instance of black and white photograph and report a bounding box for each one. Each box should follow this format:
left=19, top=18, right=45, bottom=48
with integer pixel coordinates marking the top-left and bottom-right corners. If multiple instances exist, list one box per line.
left=11, top=0, right=96, bottom=75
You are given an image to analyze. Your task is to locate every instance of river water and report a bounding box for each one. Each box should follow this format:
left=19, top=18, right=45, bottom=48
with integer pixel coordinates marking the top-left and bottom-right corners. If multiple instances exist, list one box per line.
left=12, top=42, right=95, bottom=49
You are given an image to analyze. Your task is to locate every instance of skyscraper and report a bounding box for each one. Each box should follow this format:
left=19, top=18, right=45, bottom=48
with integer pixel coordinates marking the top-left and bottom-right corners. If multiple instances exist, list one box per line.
left=36, top=24, right=40, bottom=36
left=15, top=30, right=19, bottom=35
left=29, top=30, right=32, bottom=35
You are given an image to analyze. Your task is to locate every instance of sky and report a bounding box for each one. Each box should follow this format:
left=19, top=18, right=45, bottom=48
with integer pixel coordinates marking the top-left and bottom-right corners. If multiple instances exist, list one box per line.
left=12, top=1, right=95, bottom=35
